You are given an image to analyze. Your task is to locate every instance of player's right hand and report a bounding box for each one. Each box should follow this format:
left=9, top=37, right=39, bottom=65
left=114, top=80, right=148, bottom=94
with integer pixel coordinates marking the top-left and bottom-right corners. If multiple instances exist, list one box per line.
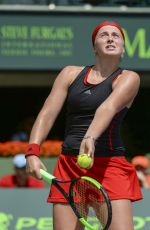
left=26, top=155, right=47, bottom=180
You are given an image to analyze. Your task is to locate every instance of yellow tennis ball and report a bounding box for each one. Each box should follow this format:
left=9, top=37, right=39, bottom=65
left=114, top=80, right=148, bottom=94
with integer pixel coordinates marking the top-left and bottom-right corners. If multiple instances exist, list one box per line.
left=77, top=153, right=93, bottom=169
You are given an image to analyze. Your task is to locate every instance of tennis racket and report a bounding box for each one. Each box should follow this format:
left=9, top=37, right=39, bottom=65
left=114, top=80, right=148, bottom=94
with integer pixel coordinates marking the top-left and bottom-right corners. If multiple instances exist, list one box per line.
left=40, top=169, right=112, bottom=230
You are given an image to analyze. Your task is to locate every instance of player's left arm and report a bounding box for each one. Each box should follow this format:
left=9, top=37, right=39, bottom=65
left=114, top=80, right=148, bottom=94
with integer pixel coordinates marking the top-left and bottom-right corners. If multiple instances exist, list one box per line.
left=79, top=71, right=140, bottom=155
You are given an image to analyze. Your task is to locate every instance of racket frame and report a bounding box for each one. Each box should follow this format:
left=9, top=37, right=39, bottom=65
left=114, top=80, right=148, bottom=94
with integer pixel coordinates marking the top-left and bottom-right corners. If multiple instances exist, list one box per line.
left=40, top=169, right=112, bottom=230
left=69, top=176, right=112, bottom=230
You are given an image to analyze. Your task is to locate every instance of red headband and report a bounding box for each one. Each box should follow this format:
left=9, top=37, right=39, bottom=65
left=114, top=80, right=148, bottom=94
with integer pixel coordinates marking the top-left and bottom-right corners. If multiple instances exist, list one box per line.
left=92, top=21, right=125, bottom=46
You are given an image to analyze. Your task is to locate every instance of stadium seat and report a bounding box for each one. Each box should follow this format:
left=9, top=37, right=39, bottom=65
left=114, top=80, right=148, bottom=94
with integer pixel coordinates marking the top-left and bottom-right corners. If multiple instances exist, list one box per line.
left=110, top=0, right=142, bottom=6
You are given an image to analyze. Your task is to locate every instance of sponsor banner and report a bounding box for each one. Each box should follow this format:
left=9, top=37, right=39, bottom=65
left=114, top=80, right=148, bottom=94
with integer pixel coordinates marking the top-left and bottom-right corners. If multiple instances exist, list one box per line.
left=0, top=188, right=149, bottom=229
left=0, top=12, right=149, bottom=70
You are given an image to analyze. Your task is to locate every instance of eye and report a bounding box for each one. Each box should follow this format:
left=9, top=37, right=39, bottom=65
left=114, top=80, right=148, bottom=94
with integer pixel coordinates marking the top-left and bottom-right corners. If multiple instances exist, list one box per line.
left=99, top=33, right=108, bottom=38
left=113, top=33, right=120, bottom=38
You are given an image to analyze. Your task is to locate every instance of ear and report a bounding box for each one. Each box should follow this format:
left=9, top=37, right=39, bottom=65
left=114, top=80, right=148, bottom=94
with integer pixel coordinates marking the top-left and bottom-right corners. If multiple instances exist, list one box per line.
left=123, top=46, right=125, bottom=54
left=93, top=46, right=97, bottom=55
left=121, top=53, right=124, bottom=58
left=121, top=46, right=125, bottom=58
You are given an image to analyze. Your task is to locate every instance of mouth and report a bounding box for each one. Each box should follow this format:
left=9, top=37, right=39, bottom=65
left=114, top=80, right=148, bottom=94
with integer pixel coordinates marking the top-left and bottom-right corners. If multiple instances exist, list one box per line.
left=105, top=45, right=116, bottom=50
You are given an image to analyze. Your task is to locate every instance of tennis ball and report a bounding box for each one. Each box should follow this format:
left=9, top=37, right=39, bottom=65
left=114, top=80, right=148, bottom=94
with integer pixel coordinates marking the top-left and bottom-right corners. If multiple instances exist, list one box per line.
left=77, top=153, right=93, bottom=169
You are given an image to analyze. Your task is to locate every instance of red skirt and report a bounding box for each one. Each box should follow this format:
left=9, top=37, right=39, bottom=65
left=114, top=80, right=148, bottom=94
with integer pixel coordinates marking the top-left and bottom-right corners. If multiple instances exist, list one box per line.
left=47, top=154, right=142, bottom=203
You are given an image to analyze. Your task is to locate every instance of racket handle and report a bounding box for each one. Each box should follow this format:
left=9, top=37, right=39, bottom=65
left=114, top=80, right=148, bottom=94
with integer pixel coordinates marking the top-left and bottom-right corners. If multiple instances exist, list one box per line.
left=40, top=169, right=55, bottom=185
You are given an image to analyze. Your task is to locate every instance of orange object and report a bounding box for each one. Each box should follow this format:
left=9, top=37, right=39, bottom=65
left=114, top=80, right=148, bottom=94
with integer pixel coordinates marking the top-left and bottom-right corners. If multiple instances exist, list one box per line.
left=132, top=156, right=149, bottom=169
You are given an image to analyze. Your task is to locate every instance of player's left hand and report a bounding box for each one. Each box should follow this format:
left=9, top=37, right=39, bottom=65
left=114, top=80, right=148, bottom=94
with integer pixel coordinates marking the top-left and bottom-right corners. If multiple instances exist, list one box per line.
left=79, top=138, right=95, bottom=158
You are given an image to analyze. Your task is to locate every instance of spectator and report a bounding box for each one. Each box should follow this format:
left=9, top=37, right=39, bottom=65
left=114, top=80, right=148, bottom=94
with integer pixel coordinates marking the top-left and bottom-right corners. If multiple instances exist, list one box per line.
left=11, top=131, right=28, bottom=141
left=10, top=116, right=35, bottom=142
left=132, top=155, right=150, bottom=188
left=0, top=154, right=45, bottom=188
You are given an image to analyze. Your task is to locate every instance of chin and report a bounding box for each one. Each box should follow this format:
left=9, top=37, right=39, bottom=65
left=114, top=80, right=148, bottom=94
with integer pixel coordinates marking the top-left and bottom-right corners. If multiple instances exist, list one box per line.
left=104, top=52, right=121, bottom=58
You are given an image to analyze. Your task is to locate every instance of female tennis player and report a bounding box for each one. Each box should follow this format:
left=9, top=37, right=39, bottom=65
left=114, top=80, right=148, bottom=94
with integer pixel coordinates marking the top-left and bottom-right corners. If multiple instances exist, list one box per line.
left=25, top=21, right=142, bottom=230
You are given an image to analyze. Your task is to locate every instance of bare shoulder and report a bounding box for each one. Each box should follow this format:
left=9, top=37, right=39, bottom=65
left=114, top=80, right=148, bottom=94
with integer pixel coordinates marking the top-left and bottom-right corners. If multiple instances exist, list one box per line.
left=113, top=69, right=140, bottom=88
left=62, top=65, right=84, bottom=75
left=111, top=70, right=140, bottom=109
left=121, top=69, right=140, bottom=83
left=56, top=65, right=85, bottom=86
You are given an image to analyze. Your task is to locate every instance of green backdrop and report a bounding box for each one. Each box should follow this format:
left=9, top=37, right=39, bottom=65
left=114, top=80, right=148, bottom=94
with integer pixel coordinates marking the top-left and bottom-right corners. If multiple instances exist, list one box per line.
left=0, top=11, right=150, bottom=70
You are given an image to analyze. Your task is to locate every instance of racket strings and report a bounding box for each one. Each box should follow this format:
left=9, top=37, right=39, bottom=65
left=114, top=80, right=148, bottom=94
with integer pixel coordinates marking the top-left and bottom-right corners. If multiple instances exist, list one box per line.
left=72, top=179, right=108, bottom=229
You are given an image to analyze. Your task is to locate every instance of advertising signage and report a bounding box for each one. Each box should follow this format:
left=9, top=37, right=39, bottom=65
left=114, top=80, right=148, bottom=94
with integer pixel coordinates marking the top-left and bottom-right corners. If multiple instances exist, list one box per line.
left=0, top=189, right=149, bottom=230
left=0, top=11, right=149, bottom=70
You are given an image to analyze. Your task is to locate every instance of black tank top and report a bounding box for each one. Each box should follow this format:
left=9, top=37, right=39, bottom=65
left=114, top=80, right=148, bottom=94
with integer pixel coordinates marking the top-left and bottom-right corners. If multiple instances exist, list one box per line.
left=62, top=66, right=128, bottom=156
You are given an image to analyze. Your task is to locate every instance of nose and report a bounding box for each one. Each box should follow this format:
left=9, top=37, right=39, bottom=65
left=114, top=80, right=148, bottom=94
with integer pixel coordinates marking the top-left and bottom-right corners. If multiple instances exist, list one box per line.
left=107, top=35, right=114, bottom=43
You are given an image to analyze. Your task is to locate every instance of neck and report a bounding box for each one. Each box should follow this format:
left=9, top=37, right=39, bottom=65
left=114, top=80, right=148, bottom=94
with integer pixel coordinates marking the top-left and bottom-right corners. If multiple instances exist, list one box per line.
left=94, top=56, right=120, bottom=78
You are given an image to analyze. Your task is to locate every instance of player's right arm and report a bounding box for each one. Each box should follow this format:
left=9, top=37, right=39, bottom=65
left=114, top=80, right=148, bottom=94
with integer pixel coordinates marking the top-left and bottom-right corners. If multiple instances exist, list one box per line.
left=25, top=66, right=83, bottom=179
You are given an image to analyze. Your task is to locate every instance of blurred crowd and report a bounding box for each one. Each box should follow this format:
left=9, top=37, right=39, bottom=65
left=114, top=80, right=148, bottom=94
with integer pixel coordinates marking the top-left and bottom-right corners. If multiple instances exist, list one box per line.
left=0, top=153, right=150, bottom=189
left=0, top=0, right=149, bottom=7
left=0, top=154, right=45, bottom=188
left=1, top=119, right=150, bottom=189
left=131, top=155, right=150, bottom=188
